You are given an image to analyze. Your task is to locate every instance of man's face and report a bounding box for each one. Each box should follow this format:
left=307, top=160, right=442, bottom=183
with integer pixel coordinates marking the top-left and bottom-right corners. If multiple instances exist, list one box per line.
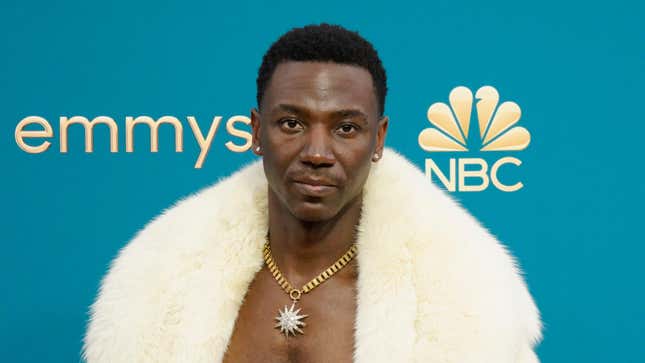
left=251, top=61, right=388, bottom=222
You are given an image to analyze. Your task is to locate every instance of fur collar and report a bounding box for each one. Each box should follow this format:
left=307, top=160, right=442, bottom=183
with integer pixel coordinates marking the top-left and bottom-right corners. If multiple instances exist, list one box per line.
left=83, top=148, right=542, bottom=363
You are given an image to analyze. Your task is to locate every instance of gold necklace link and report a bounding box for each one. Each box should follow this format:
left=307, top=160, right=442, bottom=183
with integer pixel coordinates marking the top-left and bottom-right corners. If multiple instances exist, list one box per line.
left=263, top=242, right=358, bottom=300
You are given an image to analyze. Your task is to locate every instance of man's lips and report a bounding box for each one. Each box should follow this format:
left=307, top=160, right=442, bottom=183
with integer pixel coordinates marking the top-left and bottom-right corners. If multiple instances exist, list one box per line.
left=291, top=177, right=337, bottom=197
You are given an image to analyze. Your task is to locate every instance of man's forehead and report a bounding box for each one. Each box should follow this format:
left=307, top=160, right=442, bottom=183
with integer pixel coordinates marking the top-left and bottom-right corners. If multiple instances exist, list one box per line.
left=262, top=61, right=378, bottom=116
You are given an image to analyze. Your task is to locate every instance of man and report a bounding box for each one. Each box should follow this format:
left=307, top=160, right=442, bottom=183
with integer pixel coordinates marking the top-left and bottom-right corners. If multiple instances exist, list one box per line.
left=83, top=24, right=542, bottom=363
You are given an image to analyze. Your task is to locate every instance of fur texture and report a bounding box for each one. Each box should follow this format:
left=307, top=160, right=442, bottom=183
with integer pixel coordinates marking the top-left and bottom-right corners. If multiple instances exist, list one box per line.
left=83, top=148, right=542, bottom=363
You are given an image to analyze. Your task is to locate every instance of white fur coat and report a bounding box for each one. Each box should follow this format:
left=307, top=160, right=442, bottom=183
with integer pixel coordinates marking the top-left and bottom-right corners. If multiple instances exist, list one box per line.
left=83, top=148, right=542, bottom=363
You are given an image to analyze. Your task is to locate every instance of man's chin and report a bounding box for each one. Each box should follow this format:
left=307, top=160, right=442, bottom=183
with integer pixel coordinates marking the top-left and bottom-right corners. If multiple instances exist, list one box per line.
left=289, top=202, right=338, bottom=223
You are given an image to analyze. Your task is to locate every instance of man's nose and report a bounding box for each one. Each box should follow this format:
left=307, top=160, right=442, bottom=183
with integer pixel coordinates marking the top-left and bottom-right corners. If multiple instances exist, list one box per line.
left=300, top=124, right=335, bottom=168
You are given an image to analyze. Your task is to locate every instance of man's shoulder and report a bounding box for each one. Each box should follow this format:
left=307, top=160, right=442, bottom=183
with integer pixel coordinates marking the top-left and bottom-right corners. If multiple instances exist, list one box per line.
left=129, top=159, right=266, bottom=250
left=83, top=160, right=267, bottom=362
left=372, top=149, right=542, bottom=359
left=373, top=150, right=535, bottom=292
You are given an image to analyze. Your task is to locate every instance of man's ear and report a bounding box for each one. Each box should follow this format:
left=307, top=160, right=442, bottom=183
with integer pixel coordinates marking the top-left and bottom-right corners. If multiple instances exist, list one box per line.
left=251, top=108, right=262, bottom=156
left=374, top=115, right=389, bottom=160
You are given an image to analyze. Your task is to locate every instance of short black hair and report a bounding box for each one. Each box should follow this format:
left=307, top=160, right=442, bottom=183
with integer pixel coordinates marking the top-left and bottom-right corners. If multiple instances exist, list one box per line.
left=256, top=23, right=387, bottom=116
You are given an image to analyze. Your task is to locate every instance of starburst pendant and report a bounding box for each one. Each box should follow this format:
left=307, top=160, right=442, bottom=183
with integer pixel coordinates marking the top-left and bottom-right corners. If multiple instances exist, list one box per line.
left=274, top=301, right=308, bottom=337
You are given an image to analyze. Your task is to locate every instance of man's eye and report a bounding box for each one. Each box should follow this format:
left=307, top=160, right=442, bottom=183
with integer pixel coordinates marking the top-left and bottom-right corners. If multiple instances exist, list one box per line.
left=337, top=123, right=358, bottom=135
left=280, top=119, right=303, bottom=131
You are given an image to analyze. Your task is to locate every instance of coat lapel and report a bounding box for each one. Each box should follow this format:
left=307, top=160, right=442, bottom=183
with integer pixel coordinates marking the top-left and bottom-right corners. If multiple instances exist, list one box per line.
left=170, top=163, right=270, bottom=362
left=353, top=150, right=417, bottom=363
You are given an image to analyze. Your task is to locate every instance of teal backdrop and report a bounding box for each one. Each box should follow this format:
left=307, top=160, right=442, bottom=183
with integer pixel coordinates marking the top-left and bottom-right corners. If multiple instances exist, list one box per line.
left=2, top=0, right=643, bottom=362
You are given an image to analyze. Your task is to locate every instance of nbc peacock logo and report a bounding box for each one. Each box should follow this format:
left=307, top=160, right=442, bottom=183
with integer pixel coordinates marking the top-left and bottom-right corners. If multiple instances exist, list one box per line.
left=418, top=86, right=530, bottom=192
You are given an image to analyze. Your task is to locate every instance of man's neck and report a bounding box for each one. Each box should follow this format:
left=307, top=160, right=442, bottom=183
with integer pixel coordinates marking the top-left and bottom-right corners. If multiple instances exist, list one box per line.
left=266, top=190, right=363, bottom=286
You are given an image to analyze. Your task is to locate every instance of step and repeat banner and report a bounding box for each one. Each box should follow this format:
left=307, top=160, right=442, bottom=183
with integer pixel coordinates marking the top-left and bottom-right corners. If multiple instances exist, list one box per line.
left=2, top=0, right=642, bottom=362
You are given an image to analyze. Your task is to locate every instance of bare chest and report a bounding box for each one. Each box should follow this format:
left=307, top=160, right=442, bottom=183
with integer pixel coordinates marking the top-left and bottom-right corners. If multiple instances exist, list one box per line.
left=222, top=265, right=357, bottom=363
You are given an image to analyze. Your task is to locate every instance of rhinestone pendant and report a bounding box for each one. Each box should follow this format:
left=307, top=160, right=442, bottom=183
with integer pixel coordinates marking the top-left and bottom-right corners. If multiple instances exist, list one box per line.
left=274, top=301, right=308, bottom=337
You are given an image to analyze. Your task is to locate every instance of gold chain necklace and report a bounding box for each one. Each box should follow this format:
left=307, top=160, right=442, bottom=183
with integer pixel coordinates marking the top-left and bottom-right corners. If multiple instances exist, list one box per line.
left=263, top=241, right=358, bottom=337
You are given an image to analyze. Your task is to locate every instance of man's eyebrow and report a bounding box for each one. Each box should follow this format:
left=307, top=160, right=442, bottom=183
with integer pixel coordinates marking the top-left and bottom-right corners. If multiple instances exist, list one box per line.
left=273, top=104, right=309, bottom=116
left=330, top=109, right=368, bottom=120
